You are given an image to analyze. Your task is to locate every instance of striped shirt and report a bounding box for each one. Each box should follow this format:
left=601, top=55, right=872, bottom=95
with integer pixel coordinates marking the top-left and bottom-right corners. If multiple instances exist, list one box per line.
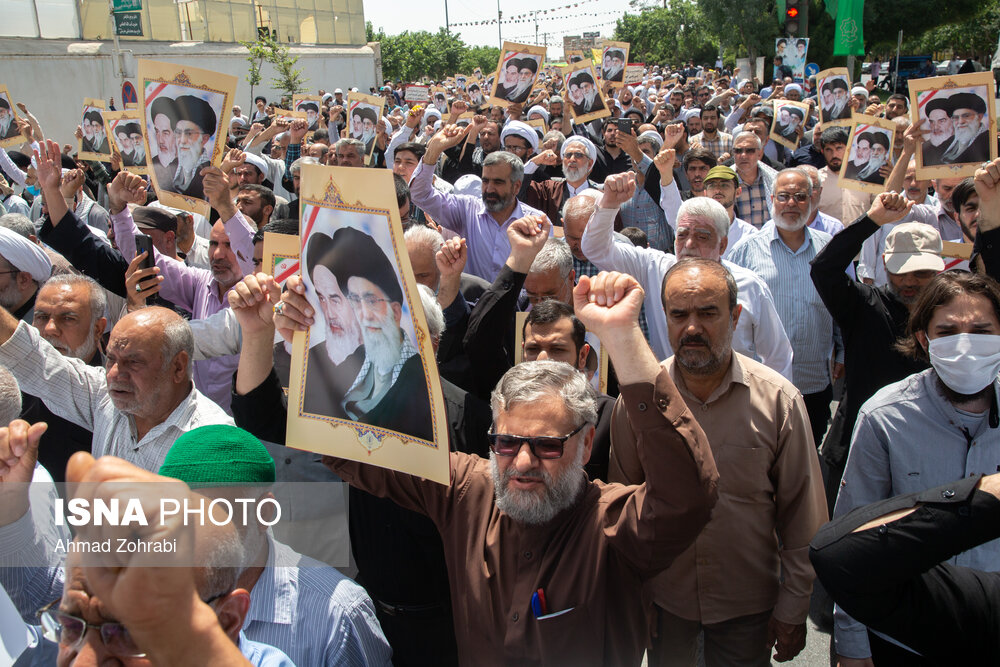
left=690, top=130, right=735, bottom=159
left=0, top=321, right=233, bottom=472
left=728, top=222, right=834, bottom=394
left=735, top=162, right=776, bottom=229
left=245, top=536, right=392, bottom=666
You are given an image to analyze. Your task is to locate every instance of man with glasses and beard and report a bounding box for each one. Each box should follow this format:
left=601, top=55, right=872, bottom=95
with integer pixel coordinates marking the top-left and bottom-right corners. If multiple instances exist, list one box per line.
left=941, top=92, right=991, bottom=164
left=730, top=168, right=838, bottom=447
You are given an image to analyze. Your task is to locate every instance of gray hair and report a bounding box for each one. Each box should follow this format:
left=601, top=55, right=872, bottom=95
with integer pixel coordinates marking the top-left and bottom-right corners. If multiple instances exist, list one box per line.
left=550, top=96, right=564, bottom=105
left=561, top=193, right=597, bottom=225
left=798, top=164, right=821, bottom=189
left=403, top=224, right=444, bottom=256
left=0, top=213, right=35, bottom=239
left=676, top=197, right=730, bottom=238
left=529, top=238, right=573, bottom=279
left=491, top=360, right=598, bottom=426
left=734, top=130, right=762, bottom=149
left=0, top=366, right=21, bottom=425
left=162, top=317, right=195, bottom=376
left=289, top=156, right=319, bottom=175
left=334, top=138, right=365, bottom=158
left=40, top=274, right=107, bottom=329
left=777, top=167, right=814, bottom=195
left=417, top=284, right=445, bottom=340
left=483, top=151, right=524, bottom=185
left=541, top=130, right=565, bottom=152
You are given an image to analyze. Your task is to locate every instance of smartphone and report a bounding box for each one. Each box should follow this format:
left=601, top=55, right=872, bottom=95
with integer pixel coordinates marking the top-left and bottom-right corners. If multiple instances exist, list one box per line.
left=134, top=234, right=154, bottom=271
left=615, top=118, right=636, bottom=134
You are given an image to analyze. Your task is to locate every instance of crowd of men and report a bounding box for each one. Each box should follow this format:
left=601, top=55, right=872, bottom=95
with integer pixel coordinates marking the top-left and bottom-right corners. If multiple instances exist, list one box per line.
left=0, top=53, right=999, bottom=666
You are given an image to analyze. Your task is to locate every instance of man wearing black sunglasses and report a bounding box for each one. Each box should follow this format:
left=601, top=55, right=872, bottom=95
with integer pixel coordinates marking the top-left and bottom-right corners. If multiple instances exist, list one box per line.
left=324, top=229, right=720, bottom=666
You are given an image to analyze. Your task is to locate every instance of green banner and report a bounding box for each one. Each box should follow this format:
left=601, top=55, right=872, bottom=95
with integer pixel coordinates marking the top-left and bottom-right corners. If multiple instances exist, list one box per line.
left=113, top=10, right=142, bottom=36
left=833, top=0, right=864, bottom=56
left=111, top=0, right=141, bottom=12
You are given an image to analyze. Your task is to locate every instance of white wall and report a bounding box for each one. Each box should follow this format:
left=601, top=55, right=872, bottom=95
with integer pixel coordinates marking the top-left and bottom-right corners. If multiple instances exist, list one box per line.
left=0, top=38, right=377, bottom=148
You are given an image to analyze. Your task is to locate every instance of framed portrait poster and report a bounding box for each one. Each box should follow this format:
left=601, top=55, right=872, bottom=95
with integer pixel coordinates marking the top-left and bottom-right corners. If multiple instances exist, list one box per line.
left=139, top=59, right=237, bottom=217
left=103, top=109, right=149, bottom=174
left=565, top=50, right=585, bottom=64
left=430, top=86, right=450, bottom=115
left=0, top=85, right=21, bottom=149
left=264, top=230, right=301, bottom=390
left=770, top=99, right=811, bottom=150
left=346, top=92, right=385, bottom=166
left=292, top=95, right=324, bottom=132
left=560, top=59, right=610, bottom=124
left=909, top=71, right=997, bottom=180
left=489, top=42, right=546, bottom=107
left=78, top=98, right=112, bottom=162
left=839, top=114, right=897, bottom=194
left=287, top=166, right=449, bottom=484
left=601, top=41, right=630, bottom=87
left=816, top=67, right=852, bottom=125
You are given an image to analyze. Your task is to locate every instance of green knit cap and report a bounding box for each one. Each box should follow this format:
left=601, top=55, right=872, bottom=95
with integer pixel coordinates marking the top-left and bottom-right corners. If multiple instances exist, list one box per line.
left=158, top=425, right=276, bottom=489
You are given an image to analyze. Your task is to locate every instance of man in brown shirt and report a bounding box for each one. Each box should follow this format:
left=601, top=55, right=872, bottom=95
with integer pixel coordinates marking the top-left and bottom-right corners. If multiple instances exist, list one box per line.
left=324, top=232, right=720, bottom=665
left=610, top=258, right=827, bottom=666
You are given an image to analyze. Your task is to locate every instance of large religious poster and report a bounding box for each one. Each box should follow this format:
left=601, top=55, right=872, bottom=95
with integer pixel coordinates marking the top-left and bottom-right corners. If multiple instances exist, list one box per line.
left=0, top=85, right=21, bottom=149
left=909, top=71, right=997, bottom=179
left=560, top=59, right=611, bottom=125
left=489, top=42, right=547, bottom=107
left=287, top=165, right=450, bottom=484
left=346, top=92, right=385, bottom=166
left=103, top=109, right=149, bottom=175
left=78, top=98, right=113, bottom=163
left=138, top=59, right=237, bottom=217
left=839, top=114, right=897, bottom=194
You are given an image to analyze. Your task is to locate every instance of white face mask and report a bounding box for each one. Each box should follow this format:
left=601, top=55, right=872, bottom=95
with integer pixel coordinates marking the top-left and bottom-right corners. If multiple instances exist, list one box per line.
left=928, top=333, right=1000, bottom=395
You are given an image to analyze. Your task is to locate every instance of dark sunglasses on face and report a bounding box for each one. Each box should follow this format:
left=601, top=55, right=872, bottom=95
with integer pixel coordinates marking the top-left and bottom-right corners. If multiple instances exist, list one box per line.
left=487, top=422, right=587, bottom=459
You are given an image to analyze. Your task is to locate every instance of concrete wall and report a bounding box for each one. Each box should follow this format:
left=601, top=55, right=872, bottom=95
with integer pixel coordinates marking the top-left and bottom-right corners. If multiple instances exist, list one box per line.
left=0, top=37, right=377, bottom=147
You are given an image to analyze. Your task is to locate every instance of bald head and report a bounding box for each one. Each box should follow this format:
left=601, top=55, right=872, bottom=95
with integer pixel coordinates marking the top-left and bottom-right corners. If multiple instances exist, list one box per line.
left=562, top=192, right=598, bottom=261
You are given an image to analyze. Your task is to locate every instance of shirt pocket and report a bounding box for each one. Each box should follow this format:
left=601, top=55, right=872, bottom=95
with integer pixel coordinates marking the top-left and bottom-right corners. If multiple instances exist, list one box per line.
left=536, top=606, right=594, bottom=665
left=715, top=445, right=773, bottom=500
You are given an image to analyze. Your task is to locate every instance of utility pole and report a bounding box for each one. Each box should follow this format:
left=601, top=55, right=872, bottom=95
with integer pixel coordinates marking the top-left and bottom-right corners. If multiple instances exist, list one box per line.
left=497, top=0, right=502, bottom=48
left=445, top=0, right=449, bottom=33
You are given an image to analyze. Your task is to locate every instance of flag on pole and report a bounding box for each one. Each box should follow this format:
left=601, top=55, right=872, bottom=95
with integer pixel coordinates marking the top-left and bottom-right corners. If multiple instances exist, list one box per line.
left=833, top=0, right=865, bottom=56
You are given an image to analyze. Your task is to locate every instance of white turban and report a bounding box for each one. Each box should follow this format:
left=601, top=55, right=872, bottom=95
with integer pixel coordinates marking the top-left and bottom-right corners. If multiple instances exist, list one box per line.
left=424, top=108, right=442, bottom=123
left=454, top=174, right=482, bottom=198
left=637, top=130, right=663, bottom=150
left=561, top=136, right=597, bottom=163
left=242, top=152, right=269, bottom=176
left=851, top=86, right=868, bottom=98
left=500, top=121, right=539, bottom=152
left=0, top=226, right=51, bottom=282
left=526, top=106, right=550, bottom=124
left=785, top=83, right=803, bottom=96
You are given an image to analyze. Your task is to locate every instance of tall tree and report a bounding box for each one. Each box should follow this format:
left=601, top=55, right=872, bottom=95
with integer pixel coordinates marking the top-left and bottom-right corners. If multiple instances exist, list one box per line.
left=614, top=2, right=718, bottom=67
left=698, top=0, right=778, bottom=80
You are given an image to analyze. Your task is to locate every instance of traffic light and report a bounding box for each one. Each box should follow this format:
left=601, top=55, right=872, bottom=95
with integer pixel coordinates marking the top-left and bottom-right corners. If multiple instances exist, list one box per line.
left=784, top=0, right=808, bottom=37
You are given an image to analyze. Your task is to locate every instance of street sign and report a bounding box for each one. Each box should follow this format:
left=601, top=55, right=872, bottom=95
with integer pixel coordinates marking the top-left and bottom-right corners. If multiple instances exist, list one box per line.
left=113, top=11, right=142, bottom=36
left=122, top=81, right=137, bottom=105
left=111, top=0, right=141, bottom=11
left=805, top=62, right=820, bottom=78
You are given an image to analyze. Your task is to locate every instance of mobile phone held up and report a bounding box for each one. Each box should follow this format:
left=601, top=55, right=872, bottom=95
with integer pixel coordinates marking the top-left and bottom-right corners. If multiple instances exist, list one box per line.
left=134, top=234, right=154, bottom=271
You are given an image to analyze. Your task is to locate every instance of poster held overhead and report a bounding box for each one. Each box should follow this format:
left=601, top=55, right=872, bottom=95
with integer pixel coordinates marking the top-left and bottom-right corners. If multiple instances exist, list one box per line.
left=839, top=114, right=897, bottom=195
left=560, top=60, right=611, bottom=125
left=489, top=42, right=547, bottom=107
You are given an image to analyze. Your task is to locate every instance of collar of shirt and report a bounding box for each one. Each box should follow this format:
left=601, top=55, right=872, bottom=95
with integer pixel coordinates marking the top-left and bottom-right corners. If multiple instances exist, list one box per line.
left=764, top=220, right=818, bottom=255
left=245, top=533, right=295, bottom=626
left=567, top=179, right=593, bottom=198
left=666, top=353, right=749, bottom=406
left=125, top=382, right=202, bottom=445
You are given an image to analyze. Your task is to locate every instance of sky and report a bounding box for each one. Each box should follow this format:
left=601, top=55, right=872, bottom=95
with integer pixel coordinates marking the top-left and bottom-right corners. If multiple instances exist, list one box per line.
left=361, top=0, right=633, bottom=60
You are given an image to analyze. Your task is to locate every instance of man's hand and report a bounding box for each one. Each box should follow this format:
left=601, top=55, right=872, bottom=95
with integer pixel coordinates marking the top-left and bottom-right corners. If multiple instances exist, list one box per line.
left=616, top=130, right=643, bottom=163
left=289, top=118, right=308, bottom=144
left=572, top=271, right=645, bottom=340
left=741, top=93, right=762, bottom=109
left=0, top=420, right=48, bottom=526
left=653, top=148, right=677, bottom=186
left=107, top=170, right=148, bottom=214
left=424, top=124, right=466, bottom=163
left=124, top=252, right=162, bottom=312
left=529, top=149, right=560, bottom=167
left=33, top=139, right=63, bottom=193
left=973, top=157, right=1000, bottom=234
left=506, top=214, right=551, bottom=273
left=450, top=99, right=468, bottom=117
left=662, top=123, right=686, bottom=149
left=435, top=236, right=468, bottom=280
left=17, top=119, right=32, bottom=143
left=228, top=273, right=281, bottom=336
left=221, top=147, right=246, bottom=175
left=273, top=275, right=314, bottom=344
left=901, top=122, right=923, bottom=156
left=60, top=168, right=85, bottom=199
left=867, top=191, right=913, bottom=226
left=767, top=617, right=806, bottom=662
left=201, top=167, right=236, bottom=220
left=599, top=171, right=637, bottom=209
left=405, top=107, right=425, bottom=130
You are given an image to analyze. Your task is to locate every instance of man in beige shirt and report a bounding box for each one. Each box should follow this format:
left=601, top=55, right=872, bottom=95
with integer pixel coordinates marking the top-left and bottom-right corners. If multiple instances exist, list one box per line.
left=610, top=258, right=827, bottom=666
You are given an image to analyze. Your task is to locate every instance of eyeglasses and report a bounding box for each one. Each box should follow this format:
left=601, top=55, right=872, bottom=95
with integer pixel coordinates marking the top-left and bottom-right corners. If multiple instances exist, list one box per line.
left=38, top=592, right=227, bottom=658
left=504, top=143, right=529, bottom=154
left=487, top=422, right=587, bottom=459
left=0, top=270, right=20, bottom=276
left=775, top=192, right=810, bottom=203
left=732, top=148, right=758, bottom=155
left=563, top=151, right=589, bottom=161
left=347, top=294, right=393, bottom=308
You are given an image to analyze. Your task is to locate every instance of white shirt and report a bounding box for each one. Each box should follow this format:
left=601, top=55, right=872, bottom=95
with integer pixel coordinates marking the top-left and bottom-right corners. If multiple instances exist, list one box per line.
left=0, top=321, right=233, bottom=472
left=656, top=180, right=759, bottom=261
left=581, top=205, right=794, bottom=380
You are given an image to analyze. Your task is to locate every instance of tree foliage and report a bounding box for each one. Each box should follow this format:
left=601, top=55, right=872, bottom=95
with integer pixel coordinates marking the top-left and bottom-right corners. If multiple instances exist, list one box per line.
left=614, top=2, right=718, bottom=67
left=367, top=23, right=501, bottom=81
left=698, top=0, right=778, bottom=78
left=240, top=33, right=309, bottom=101
left=901, top=2, right=1000, bottom=58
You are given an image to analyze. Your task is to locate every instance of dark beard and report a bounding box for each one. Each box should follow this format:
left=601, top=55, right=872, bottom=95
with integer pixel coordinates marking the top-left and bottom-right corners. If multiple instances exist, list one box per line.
left=935, top=375, right=994, bottom=406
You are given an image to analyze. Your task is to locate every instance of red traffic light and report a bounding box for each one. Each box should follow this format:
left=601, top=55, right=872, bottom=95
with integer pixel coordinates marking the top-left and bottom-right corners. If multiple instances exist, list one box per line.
left=786, top=7, right=799, bottom=17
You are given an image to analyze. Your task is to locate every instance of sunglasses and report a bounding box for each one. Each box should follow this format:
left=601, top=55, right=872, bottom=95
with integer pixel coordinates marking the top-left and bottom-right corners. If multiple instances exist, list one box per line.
left=487, top=422, right=587, bottom=459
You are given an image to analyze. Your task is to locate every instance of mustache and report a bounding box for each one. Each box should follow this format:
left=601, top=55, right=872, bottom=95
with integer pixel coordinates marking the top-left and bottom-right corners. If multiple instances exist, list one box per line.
left=680, top=334, right=710, bottom=347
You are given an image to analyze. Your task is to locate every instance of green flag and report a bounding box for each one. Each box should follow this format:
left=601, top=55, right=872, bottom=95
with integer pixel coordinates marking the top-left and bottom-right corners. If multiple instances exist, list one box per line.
left=833, top=0, right=865, bottom=56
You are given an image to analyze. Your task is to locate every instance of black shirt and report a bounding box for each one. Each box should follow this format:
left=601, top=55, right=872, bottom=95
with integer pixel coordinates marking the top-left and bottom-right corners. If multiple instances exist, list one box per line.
left=590, top=145, right=633, bottom=185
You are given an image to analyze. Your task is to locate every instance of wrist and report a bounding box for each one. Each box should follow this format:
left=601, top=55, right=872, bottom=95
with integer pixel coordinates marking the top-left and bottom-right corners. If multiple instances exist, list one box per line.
left=505, top=256, right=532, bottom=274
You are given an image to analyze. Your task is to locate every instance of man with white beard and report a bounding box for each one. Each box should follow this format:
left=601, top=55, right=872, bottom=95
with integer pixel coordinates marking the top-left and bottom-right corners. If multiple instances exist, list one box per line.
left=306, top=226, right=432, bottom=439
left=842, top=134, right=871, bottom=182
left=602, top=48, right=625, bottom=82
left=522, top=135, right=605, bottom=226
left=0, top=97, right=19, bottom=140
left=941, top=92, right=991, bottom=164
left=352, top=106, right=378, bottom=157
left=166, top=95, right=217, bottom=198
left=729, top=167, right=838, bottom=447
left=921, top=97, right=955, bottom=166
